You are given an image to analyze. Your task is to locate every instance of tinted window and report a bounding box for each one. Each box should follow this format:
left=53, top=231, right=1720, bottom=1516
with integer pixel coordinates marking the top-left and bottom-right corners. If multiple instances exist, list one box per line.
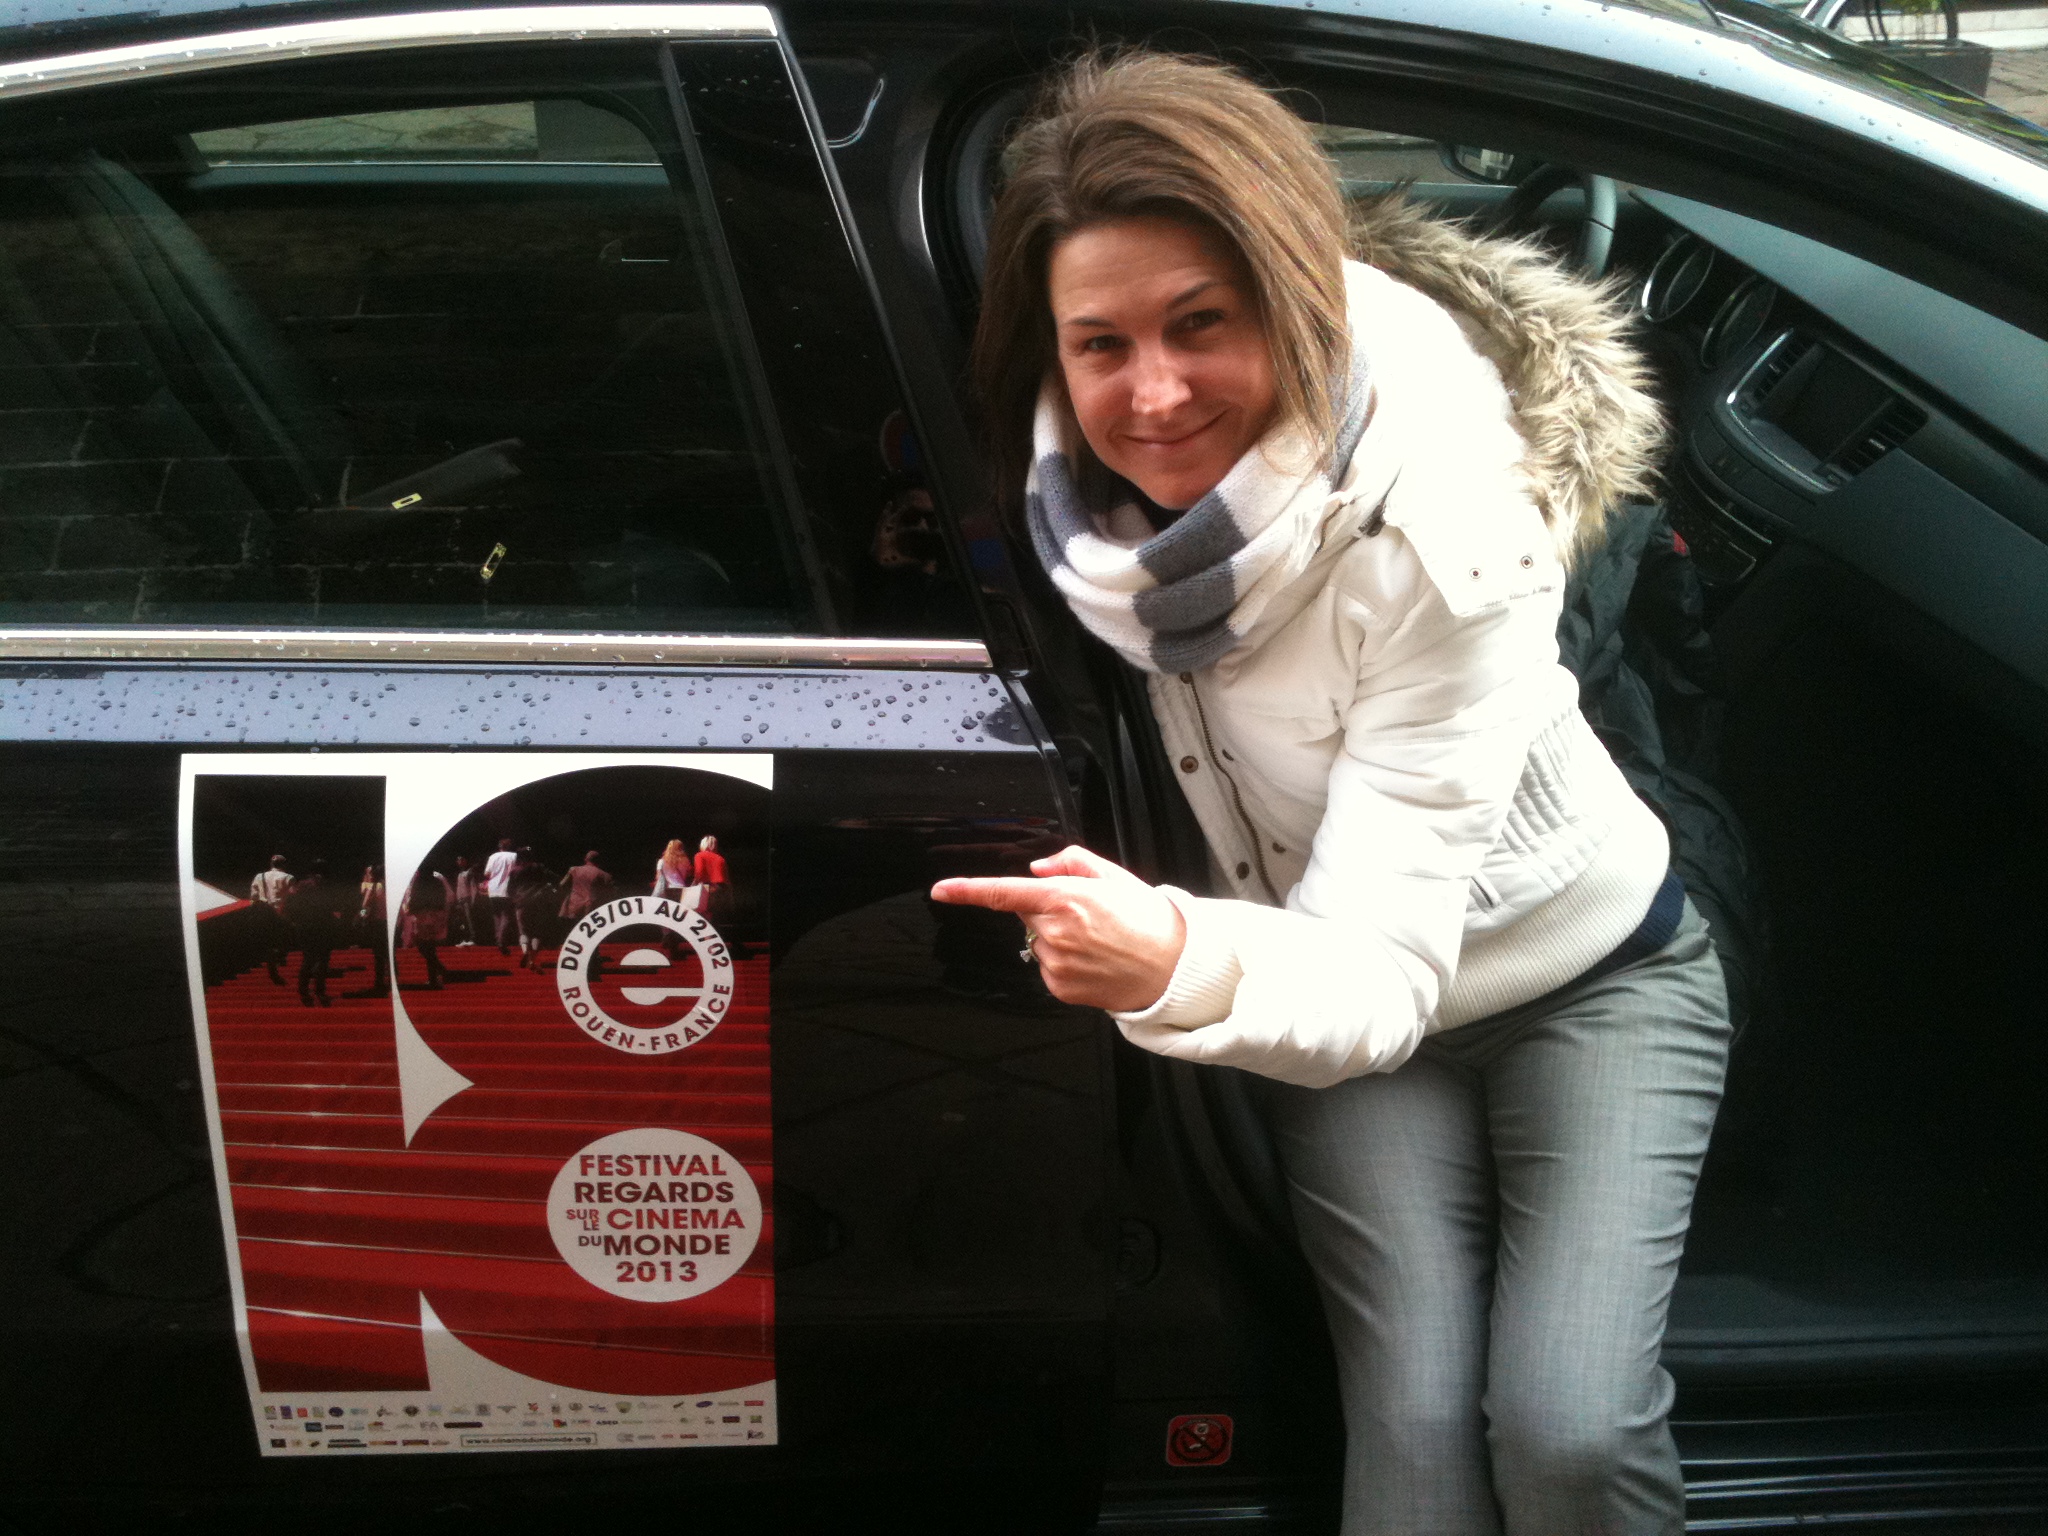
left=187, top=99, right=659, bottom=166
left=0, top=45, right=811, bottom=631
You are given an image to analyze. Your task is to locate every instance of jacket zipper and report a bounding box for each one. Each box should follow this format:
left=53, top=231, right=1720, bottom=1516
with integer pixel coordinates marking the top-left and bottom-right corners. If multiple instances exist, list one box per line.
left=1181, top=672, right=1282, bottom=906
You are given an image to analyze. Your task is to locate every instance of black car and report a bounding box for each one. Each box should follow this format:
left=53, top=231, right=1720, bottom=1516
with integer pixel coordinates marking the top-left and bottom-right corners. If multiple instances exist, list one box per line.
left=3, top=0, right=2048, bottom=1529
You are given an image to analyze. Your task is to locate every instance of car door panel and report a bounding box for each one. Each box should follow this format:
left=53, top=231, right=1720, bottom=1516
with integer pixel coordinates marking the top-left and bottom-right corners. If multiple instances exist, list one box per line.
left=0, top=8, right=1112, bottom=1523
left=3, top=697, right=1107, bottom=1513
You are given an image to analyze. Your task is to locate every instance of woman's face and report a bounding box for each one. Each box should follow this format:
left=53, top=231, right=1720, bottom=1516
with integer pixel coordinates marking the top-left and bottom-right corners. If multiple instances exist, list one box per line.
left=1047, top=214, right=1278, bottom=511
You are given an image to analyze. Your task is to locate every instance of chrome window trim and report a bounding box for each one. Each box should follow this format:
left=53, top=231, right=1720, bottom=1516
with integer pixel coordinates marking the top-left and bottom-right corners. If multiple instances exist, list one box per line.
left=0, top=4, right=775, bottom=99
left=0, top=629, right=991, bottom=670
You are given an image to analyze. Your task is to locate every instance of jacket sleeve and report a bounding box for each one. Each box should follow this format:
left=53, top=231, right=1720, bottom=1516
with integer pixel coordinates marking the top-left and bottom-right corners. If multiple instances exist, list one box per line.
left=1113, top=570, right=1569, bottom=1087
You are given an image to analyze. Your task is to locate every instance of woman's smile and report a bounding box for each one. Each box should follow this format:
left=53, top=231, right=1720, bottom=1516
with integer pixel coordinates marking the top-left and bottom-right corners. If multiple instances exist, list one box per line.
left=1047, top=214, right=1279, bottom=511
left=1124, top=412, right=1224, bottom=447
left=1119, top=413, right=1231, bottom=470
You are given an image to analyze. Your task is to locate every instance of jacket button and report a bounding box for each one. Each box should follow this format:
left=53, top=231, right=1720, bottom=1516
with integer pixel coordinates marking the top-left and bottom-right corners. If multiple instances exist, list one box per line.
left=1272, top=841, right=1285, bottom=853
left=1520, top=554, right=1534, bottom=568
left=1180, top=755, right=1199, bottom=773
left=1470, top=567, right=1482, bottom=579
left=1235, top=861, right=1250, bottom=879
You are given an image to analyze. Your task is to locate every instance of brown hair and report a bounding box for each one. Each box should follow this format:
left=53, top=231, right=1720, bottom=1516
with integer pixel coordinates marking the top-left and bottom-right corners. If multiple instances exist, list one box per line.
left=971, top=50, right=1351, bottom=501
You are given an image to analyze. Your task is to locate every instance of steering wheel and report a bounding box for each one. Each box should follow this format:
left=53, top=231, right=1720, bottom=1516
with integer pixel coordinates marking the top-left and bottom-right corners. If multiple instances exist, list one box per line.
left=1493, top=164, right=1617, bottom=278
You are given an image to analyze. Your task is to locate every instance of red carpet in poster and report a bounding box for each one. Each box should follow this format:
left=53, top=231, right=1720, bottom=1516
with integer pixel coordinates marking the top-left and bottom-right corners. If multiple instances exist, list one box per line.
left=201, top=941, right=773, bottom=1395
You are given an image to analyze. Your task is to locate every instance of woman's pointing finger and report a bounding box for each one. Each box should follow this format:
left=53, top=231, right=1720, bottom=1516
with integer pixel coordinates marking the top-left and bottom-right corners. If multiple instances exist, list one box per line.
left=928, top=876, right=1069, bottom=914
left=1029, top=844, right=1134, bottom=882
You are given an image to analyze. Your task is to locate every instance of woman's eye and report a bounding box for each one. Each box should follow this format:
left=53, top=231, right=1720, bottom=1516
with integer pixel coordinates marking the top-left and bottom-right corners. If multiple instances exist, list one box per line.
left=1181, top=308, right=1226, bottom=332
left=1080, top=334, right=1123, bottom=354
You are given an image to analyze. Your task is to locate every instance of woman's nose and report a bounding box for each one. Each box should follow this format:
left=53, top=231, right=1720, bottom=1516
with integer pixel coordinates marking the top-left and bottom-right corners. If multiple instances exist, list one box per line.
left=1129, top=346, right=1193, bottom=416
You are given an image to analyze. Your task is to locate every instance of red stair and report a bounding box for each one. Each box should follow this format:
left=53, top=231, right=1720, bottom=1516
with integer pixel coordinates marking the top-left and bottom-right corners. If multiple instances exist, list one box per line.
left=200, top=941, right=775, bottom=1394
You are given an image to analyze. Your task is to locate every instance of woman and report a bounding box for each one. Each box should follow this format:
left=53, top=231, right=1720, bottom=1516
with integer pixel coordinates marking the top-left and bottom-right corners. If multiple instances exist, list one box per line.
left=691, top=835, right=729, bottom=919
left=399, top=865, right=452, bottom=989
left=932, top=53, right=1729, bottom=1535
left=692, top=835, right=747, bottom=959
left=652, top=839, right=694, bottom=902
left=451, top=853, right=480, bottom=946
left=355, top=863, right=388, bottom=995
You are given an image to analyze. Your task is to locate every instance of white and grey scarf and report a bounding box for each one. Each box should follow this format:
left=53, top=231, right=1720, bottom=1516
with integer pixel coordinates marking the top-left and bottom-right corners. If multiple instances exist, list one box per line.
left=1024, top=322, right=1378, bottom=675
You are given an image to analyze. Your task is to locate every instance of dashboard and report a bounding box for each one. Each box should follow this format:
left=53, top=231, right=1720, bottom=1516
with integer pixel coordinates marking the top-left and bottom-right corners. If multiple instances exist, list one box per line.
left=1630, top=190, right=2048, bottom=693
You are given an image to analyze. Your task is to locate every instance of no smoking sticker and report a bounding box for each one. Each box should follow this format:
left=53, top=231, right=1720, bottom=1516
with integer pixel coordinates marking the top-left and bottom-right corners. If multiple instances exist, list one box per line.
left=1165, top=1413, right=1234, bottom=1467
left=549, top=1128, right=762, bottom=1302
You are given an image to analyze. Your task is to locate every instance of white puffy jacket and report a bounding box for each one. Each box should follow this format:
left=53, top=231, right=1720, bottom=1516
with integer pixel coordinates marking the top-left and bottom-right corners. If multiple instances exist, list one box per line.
left=1112, top=240, right=1670, bottom=1089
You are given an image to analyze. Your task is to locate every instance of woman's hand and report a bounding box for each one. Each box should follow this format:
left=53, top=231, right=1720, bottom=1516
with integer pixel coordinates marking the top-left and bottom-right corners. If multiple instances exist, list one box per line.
left=931, top=845, right=1186, bottom=1011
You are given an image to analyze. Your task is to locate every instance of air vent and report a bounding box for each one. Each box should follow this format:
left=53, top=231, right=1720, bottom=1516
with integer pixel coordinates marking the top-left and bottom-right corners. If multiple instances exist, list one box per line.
left=1734, top=332, right=1811, bottom=414
left=1827, top=398, right=1927, bottom=482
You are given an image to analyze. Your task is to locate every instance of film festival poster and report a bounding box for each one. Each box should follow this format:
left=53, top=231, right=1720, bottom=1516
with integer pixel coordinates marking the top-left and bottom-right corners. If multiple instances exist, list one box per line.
left=177, top=753, right=775, bottom=1457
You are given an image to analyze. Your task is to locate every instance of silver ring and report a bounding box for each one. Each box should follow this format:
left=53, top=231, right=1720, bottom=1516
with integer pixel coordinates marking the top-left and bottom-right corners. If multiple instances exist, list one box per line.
left=1018, top=926, right=1038, bottom=965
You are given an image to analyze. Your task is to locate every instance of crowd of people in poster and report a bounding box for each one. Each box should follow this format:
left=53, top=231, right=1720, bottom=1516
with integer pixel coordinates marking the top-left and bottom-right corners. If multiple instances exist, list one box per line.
left=243, top=836, right=735, bottom=1006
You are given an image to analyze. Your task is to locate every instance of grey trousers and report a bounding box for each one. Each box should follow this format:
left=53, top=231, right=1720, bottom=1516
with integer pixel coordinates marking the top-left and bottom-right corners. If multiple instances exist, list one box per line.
left=1258, top=900, right=1731, bottom=1536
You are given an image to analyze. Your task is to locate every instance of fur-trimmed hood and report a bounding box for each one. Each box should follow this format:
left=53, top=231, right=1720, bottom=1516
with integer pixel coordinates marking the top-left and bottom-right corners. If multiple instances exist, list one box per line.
left=1347, top=191, right=1664, bottom=564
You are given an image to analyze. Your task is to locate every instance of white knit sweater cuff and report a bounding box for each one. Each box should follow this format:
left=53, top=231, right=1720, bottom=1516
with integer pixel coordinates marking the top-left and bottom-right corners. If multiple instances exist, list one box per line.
left=1111, top=886, right=1244, bottom=1030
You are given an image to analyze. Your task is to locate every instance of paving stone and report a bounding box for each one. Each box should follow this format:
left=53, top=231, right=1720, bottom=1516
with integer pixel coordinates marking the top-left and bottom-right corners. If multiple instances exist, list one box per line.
left=0, top=459, right=160, bottom=518
left=0, top=515, right=60, bottom=571
left=0, top=408, right=87, bottom=462
left=55, top=510, right=255, bottom=571
left=1986, top=44, right=2048, bottom=124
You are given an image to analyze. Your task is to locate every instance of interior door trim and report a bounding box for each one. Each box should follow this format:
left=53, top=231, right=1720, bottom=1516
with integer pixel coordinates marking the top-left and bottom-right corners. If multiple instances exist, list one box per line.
left=0, top=4, right=775, bottom=100
left=0, top=628, right=991, bottom=669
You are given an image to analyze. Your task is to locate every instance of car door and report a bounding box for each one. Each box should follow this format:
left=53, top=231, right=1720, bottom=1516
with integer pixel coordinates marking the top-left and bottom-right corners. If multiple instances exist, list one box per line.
left=789, top=0, right=2048, bottom=1526
left=0, top=8, right=1111, bottom=1527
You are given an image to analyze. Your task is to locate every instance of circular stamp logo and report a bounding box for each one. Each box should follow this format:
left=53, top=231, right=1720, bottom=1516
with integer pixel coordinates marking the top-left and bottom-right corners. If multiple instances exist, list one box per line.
left=554, top=895, right=733, bottom=1055
left=548, top=1128, right=762, bottom=1302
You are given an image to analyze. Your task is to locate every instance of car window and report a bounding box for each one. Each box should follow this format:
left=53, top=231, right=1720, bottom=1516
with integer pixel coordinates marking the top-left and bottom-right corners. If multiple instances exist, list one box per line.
left=1312, top=125, right=1463, bottom=189
left=0, top=48, right=808, bottom=632
left=186, top=100, right=659, bottom=166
